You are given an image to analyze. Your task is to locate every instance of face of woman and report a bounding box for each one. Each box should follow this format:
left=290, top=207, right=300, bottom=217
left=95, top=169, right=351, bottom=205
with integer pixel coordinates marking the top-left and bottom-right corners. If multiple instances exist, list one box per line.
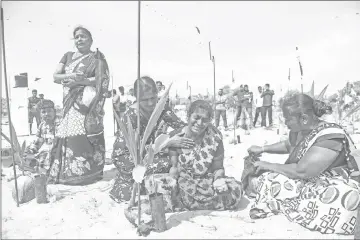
left=74, top=29, right=92, bottom=52
left=139, top=91, right=158, bottom=116
left=282, top=107, right=302, bottom=132
left=188, top=108, right=211, bottom=135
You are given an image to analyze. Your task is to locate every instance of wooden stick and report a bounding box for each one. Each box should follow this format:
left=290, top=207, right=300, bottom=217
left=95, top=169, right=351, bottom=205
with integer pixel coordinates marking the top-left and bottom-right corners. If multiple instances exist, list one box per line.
left=1, top=7, right=20, bottom=207
left=136, top=0, right=142, bottom=229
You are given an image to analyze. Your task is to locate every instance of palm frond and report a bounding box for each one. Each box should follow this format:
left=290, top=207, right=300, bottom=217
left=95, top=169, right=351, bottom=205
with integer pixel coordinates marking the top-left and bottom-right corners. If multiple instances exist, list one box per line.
left=317, top=85, right=329, bottom=101
left=113, top=109, right=137, bottom=165
left=342, top=103, right=360, bottom=121
left=140, top=82, right=173, bottom=159
left=126, top=114, right=138, bottom=165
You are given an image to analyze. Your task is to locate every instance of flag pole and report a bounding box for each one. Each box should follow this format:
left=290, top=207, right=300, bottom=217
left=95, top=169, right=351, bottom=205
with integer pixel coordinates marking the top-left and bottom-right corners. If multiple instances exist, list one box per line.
left=1, top=7, right=20, bottom=207
left=212, top=56, right=216, bottom=118
left=136, top=0, right=142, bottom=230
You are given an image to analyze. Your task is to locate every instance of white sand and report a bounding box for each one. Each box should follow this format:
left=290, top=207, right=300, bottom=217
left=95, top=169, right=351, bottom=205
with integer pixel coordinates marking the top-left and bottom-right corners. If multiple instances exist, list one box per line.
left=2, top=109, right=359, bottom=239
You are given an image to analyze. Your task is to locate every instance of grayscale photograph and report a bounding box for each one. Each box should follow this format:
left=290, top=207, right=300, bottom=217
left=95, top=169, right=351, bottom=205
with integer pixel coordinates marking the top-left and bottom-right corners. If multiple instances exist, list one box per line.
left=1, top=1, right=360, bottom=239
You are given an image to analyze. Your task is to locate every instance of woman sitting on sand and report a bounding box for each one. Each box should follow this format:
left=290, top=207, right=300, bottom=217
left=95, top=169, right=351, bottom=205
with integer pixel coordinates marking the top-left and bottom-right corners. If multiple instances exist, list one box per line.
left=110, top=76, right=194, bottom=203
left=246, top=93, right=360, bottom=235
left=167, top=100, right=243, bottom=210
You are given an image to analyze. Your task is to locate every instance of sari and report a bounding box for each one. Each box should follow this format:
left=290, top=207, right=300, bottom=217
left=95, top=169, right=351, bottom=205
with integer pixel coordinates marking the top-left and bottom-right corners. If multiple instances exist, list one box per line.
left=250, top=122, right=360, bottom=235
left=171, top=125, right=243, bottom=210
left=47, top=51, right=110, bottom=185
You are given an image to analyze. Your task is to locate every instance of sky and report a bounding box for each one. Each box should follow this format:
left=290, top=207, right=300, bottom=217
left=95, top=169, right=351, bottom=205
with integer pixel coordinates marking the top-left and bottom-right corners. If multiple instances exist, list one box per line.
left=2, top=1, right=360, bottom=107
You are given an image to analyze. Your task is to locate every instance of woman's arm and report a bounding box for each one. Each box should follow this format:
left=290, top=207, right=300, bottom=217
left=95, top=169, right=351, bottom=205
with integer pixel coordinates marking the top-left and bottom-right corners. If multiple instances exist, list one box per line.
left=263, top=140, right=290, bottom=154
left=260, top=146, right=339, bottom=179
left=210, top=140, right=226, bottom=180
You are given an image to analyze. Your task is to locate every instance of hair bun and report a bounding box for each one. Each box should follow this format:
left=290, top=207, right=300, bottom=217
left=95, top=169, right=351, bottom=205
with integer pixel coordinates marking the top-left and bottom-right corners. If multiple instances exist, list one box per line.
left=313, top=100, right=332, bottom=117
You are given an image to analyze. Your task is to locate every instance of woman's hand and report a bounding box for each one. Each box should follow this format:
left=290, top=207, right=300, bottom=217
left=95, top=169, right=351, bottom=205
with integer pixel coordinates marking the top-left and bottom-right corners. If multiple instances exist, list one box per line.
left=167, top=132, right=195, bottom=149
left=64, top=80, right=79, bottom=88
left=253, top=161, right=271, bottom=174
left=247, top=145, right=264, bottom=156
left=213, top=178, right=229, bottom=193
left=69, top=71, right=85, bottom=81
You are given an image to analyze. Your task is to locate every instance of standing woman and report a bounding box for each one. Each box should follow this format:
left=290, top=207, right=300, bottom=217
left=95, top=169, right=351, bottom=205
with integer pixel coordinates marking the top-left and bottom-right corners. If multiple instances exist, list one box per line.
left=50, top=26, right=110, bottom=185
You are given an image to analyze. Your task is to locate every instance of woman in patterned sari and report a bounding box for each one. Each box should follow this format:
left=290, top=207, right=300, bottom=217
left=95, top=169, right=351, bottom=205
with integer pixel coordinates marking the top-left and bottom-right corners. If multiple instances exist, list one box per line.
left=167, top=100, right=243, bottom=210
left=247, top=94, right=360, bottom=235
left=110, top=76, right=194, bottom=203
left=50, top=26, right=110, bottom=185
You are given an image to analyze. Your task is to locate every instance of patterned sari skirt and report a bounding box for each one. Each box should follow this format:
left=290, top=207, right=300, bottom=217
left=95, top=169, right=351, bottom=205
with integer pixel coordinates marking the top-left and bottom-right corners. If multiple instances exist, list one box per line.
left=47, top=107, right=105, bottom=185
left=250, top=167, right=360, bottom=235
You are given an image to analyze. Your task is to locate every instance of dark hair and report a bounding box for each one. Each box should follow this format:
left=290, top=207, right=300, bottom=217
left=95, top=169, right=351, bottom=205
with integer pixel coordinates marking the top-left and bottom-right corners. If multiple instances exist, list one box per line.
left=134, top=76, right=158, bottom=98
left=112, top=89, right=117, bottom=94
left=32, top=89, right=37, bottom=93
left=156, top=81, right=163, bottom=85
left=265, top=83, right=270, bottom=87
left=187, top=100, right=214, bottom=120
left=118, top=86, right=124, bottom=93
left=282, top=93, right=332, bottom=118
left=73, top=26, right=93, bottom=42
left=244, top=85, right=248, bottom=88
left=258, top=86, right=262, bottom=89
left=39, top=94, right=44, bottom=97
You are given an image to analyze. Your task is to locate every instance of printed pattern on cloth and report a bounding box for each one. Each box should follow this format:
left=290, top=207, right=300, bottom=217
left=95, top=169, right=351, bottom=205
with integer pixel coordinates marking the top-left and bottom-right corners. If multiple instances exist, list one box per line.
left=176, top=126, right=243, bottom=210
left=46, top=51, right=109, bottom=185
left=250, top=123, right=360, bottom=235
left=56, top=108, right=86, bottom=138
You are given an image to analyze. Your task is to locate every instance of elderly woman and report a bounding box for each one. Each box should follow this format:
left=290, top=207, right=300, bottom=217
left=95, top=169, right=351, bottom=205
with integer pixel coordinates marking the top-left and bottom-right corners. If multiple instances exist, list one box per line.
left=168, top=100, right=243, bottom=210
left=50, top=26, right=109, bottom=185
left=247, top=94, right=359, bottom=235
left=110, top=76, right=194, bottom=203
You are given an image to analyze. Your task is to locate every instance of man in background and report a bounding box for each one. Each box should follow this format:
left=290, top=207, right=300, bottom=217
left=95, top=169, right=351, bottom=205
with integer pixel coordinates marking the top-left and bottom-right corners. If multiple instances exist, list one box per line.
left=240, top=85, right=253, bottom=133
left=233, top=84, right=244, bottom=127
left=28, top=89, right=41, bottom=135
left=127, top=88, right=136, bottom=105
left=215, top=88, right=228, bottom=130
left=118, top=86, right=127, bottom=119
left=261, top=83, right=275, bottom=127
left=253, top=86, right=263, bottom=127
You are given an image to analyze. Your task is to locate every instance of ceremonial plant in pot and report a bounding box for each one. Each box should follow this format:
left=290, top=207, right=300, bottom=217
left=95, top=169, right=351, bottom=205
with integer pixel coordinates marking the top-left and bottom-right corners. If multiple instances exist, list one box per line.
left=113, top=83, right=172, bottom=233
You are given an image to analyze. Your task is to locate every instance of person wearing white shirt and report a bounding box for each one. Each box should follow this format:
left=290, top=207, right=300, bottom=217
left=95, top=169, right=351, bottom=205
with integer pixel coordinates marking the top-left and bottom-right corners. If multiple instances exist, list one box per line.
left=215, top=88, right=228, bottom=130
left=253, top=86, right=263, bottom=127
left=127, top=88, right=136, bottom=106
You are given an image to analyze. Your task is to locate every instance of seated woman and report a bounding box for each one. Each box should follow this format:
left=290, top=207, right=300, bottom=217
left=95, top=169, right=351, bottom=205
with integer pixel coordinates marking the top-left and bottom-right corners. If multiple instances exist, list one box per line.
left=247, top=94, right=359, bottom=235
left=167, top=100, right=243, bottom=210
left=21, top=99, right=57, bottom=174
left=110, top=76, right=194, bottom=203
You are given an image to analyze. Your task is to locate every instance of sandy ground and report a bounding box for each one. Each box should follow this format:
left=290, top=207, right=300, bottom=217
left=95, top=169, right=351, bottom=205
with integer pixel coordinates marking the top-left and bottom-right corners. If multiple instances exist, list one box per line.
left=2, top=108, right=360, bottom=239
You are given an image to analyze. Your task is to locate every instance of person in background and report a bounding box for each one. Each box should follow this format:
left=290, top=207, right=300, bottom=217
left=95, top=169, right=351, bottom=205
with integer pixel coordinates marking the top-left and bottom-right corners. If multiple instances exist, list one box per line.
left=261, top=83, right=274, bottom=127
left=156, top=80, right=164, bottom=98
left=233, top=84, right=244, bottom=128
left=118, top=86, right=127, bottom=119
left=240, top=84, right=253, bottom=133
left=28, top=89, right=41, bottom=135
left=127, top=88, right=136, bottom=106
left=215, top=88, right=228, bottom=130
left=343, top=83, right=357, bottom=111
left=253, top=86, right=263, bottom=127
left=112, top=89, right=121, bottom=134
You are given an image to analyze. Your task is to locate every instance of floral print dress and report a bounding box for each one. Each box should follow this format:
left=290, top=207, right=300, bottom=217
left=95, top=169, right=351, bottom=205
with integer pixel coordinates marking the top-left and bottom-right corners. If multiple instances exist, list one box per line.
left=172, top=125, right=243, bottom=210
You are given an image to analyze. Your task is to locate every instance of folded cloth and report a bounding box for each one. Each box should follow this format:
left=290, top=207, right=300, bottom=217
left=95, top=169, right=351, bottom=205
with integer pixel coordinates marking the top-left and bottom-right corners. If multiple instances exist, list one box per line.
left=241, top=154, right=265, bottom=197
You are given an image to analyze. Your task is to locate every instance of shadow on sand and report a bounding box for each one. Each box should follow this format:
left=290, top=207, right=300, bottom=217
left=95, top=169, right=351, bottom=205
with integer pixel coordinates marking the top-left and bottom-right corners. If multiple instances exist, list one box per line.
left=166, top=196, right=251, bottom=230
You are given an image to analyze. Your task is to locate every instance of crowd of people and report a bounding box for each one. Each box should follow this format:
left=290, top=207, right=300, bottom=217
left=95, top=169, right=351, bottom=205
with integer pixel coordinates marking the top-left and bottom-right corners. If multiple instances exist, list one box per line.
left=12, top=26, right=360, bottom=237
left=215, top=83, right=275, bottom=133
